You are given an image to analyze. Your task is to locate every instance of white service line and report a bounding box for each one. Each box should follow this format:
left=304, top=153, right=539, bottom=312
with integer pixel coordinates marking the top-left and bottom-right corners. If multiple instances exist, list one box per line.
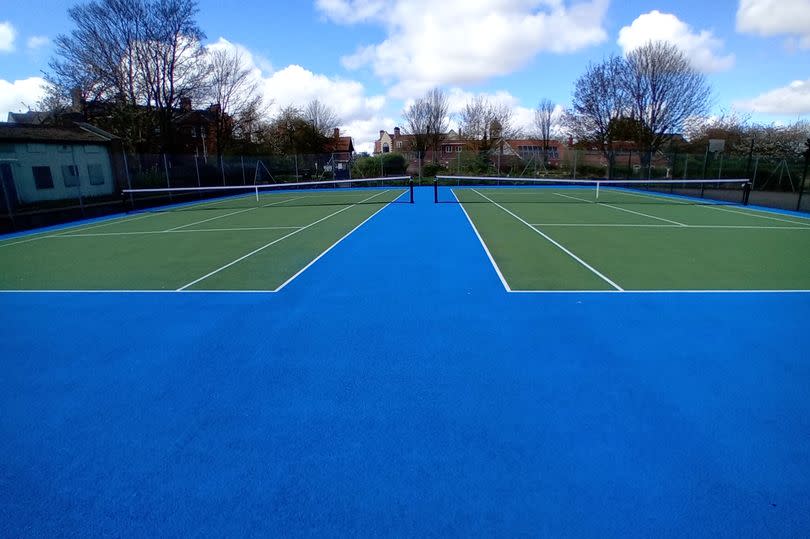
left=164, top=195, right=308, bottom=231
left=615, top=189, right=810, bottom=226
left=553, top=191, right=687, bottom=226
left=451, top=189, right=511, bottom=291
left=471, top=188, right=623, bottom=291
left=0, top=212, right=159, bottom=248
left=176, top=189, right=393, bottom=291
left=53, top=226, right=303, bottom=238
left=274, top=189, right=408, bottom=292
left=0, top=191, right=278, bottom=248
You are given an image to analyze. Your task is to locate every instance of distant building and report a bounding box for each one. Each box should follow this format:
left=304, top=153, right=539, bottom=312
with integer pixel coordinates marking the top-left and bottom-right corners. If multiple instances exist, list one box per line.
left=0, top=123, right=123, bottom=212
left=6, top=93, right=229, bottom=157
left=373, top=126, right=567, bottom=174
left=323, top=128, right=355, bottom=179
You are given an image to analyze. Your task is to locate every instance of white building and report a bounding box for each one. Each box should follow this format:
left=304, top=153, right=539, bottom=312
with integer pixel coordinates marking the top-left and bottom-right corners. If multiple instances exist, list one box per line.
left=0, top=123, right=120, bottom=212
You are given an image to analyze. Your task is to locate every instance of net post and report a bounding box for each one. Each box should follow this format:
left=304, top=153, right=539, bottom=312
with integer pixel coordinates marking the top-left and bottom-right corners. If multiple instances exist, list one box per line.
left=255, top=185, right=259, bottom=203
left=121, top=190, right=133, bottom=213
left=743, top=181, right=752, bottom=205
left=433, top=177, right=438, bottom=203
left=596, top=181, right=600, bottom=200
left=409, top=177, right=414, bottom=204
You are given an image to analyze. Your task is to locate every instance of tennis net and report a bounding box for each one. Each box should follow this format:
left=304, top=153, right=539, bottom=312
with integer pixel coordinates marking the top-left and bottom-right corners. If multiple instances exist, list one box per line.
left=122, top=176, right=414, bottom=213
left=433, top=176, right=752, bottom=206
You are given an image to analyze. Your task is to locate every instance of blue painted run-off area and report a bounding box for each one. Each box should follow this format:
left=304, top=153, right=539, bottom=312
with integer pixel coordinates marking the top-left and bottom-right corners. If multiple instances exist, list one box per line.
left=1, top=186, right=809, bottom=537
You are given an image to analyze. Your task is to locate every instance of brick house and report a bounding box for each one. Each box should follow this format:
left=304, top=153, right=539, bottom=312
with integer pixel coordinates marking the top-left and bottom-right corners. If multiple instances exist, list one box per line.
left=374, top=126, right=568, bottom=174
left=323, top=128, right=355, bottom=179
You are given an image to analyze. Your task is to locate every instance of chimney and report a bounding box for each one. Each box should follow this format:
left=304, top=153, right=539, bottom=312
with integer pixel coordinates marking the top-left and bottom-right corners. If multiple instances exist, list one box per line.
left=70, top=87, right=83, bottom=113
left=207, top=103, right=221, bottom=116
left=567, top=135, right=574, bottom=147
left=394, top=127, right=400, bottom=137
left=334, top=127, right=340, bottom=138
left=379, top=130, right=384, bottom=139
left=180, top=97, right=192, bottom=112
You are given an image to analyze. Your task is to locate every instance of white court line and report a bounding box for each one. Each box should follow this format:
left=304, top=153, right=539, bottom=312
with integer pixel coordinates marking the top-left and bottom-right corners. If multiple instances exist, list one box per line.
left=53, top=227, right=303, bottom=238
left=2, top=288, right=809, bottom=294
left=177, top=189, right=395, bottom=291
left=470, top=188, right=623, bottom=291
left=274, top=189, right=408, bottom=292
left=164, top=195, right=308, bottom=231
left=0, top=191, right=279, bottom=248
left=614, top=189, right=810, bottom=226
left=553, top=191, right=687, bottom=226
left=527, top=223, right=810, bottom=230
left=507, top=289, right=810, bottom=294
left=451, top=189, right=512, bottom=292
left=0, top=213, right=159, bottom=248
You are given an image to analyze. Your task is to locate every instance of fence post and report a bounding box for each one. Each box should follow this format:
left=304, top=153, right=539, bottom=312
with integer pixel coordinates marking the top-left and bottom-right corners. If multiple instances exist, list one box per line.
left=797, top=141, right=809, bottom=211
left=122, top=150, right=134, bottom=207
left=194, top=154, right=201, bottom=187
left=0, top=168, right=15, bottom=231
left=241, top=156, right=246, bottom=185
left=220, top=155, right=226, bottom=186
left=751, top=156, right=759, bottom=189
left=71, top=146, right=85, bottom=217
left=163, top=154, right=172, bottom=201
left=572, top=150, right=577, bottom=180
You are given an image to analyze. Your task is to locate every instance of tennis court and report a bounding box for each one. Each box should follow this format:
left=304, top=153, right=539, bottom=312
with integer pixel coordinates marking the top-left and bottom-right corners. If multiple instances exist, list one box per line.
left=0, top=178, right=410, bottom=291
left=441, top=178, right=810, bottom=292
left=2, top=179, right=810, bottom=537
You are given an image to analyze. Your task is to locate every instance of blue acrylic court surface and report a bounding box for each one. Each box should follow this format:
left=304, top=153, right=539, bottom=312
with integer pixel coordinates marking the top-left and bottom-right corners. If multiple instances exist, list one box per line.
left=1, top=186, right=809, bottom=537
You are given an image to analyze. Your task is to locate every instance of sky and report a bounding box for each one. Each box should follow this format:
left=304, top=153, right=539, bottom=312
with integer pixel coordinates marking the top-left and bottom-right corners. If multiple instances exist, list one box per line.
left=1, top=0, right=809, bottom=153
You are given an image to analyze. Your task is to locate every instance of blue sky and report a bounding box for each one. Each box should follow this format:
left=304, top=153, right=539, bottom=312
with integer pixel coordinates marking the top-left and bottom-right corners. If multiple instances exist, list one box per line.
left=1, top=0, right=808, bottom=152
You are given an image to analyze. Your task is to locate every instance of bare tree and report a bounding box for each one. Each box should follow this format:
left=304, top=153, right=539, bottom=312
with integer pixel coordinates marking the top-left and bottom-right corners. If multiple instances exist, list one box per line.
left=402, top=96, right=431, bottom=177
left=534, top=99, right=555, bottom=166
left=139, top=0, right=207, bottom=148
left=206, top=48, right=265, bottom=157
left=304, top=99, right=340, bottom=137
left=624, top=41, right=711, bottom=165
left=566, top=55, right=629, bottom=172
left=47, top=0, right=207, bottom=150
left=425, top=88, right=449, bottom=162
left=459, top=95, right=520, bottom=173
left=459, top=96, right=518, bottom=154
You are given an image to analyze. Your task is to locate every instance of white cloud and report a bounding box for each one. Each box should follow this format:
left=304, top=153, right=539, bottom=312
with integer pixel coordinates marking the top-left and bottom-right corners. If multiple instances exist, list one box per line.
left=618, top=11, right=734, bottom=72
left=0, top=21, right=16, bottom=52
left=439, top=87, right=564, bottom=137
left=26, top=35, right=49, bottom=50
left=204, top=38, right=389, bottom=152
left=319, top=0, right=609, bottom=97
left=0, top=77, right=47, bottom=119
left=734, top=79, right=810, bottom=114
left=736, top=0, right=810, bottom=48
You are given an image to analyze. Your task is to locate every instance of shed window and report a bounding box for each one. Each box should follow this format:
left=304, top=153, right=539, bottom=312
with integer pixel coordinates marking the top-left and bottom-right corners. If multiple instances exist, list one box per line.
left=62, top=165, right=80, bottom=187
left=33, top=166, right=54, bottom=189
left=87, top=164, right=105, bottom=185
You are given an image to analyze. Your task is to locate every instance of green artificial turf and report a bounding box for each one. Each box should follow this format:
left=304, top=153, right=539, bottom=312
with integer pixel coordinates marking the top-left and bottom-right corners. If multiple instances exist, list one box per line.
left=0, top=189, right=405, bottom=290
left=456, top=187, right=810, bottom=291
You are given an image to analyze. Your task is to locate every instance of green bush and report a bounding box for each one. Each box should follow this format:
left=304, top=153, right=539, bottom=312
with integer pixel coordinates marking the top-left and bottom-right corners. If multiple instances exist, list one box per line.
left=351, top=153, right=409, bottom=178
left=421, top=162, right=445, bottom=178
